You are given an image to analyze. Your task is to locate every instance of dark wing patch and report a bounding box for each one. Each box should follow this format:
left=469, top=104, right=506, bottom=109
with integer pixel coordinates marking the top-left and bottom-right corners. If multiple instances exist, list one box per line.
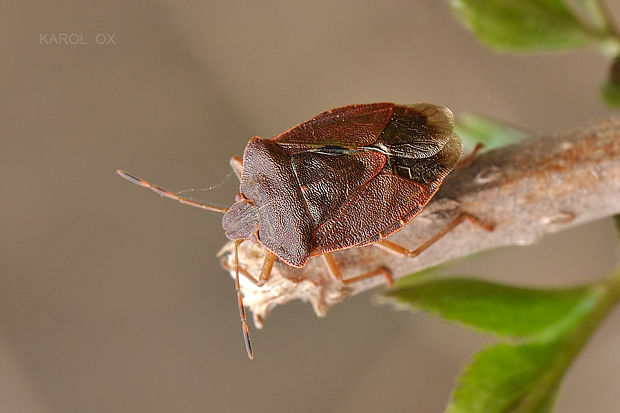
left=273, top=103, right=394, bottom=147
left=376, top=103, right=454, bottom=158
left=292, top=151, right=385, bottom=226
left=371, top=104, right=458, bottom=182
left=398, top=132, right=461, bottom=191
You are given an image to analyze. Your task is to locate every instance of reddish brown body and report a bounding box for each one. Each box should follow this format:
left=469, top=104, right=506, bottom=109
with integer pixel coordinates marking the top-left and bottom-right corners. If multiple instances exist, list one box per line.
left=117, top=102, right=478, bottom=359
left=222, top=103, right=461, bottom=268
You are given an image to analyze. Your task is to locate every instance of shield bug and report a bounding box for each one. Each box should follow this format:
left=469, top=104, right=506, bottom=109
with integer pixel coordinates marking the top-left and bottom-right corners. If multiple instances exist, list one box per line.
left=118, top=102, right=491, bottom=359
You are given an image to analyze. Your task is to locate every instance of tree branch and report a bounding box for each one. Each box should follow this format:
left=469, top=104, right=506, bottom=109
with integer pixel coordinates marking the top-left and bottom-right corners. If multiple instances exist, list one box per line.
left=220, top=118, right=620, bottom=328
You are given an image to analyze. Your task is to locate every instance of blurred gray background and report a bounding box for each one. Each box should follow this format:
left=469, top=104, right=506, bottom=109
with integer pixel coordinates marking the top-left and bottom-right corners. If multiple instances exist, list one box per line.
left=2, top=1, right=619, bottom=412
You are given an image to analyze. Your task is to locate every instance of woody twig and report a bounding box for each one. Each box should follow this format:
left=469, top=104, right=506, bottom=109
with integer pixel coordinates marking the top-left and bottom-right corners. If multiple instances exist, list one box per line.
left=220, top=118, right=620, bottom=327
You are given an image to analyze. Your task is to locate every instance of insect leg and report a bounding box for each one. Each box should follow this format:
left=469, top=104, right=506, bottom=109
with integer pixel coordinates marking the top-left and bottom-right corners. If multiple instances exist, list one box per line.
left=257, top=252, right=277, bottom=286
left=456, top=143, right=483, bottom=168
left=116, top=170, right=228, bottom=213
left=229, top=156, right=243, bottom=181
left=376, top=212, right=493, bottom=258
left=234, top=240, right=254, bottom=359
left=220, top=250, right=277, bottom=287
left=322, top=253, right=393, bottom=286
left=220, top=259, right=259, bottom=283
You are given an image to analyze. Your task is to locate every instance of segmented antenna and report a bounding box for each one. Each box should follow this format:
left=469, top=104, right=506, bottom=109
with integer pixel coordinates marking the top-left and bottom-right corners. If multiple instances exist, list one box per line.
left=235, top=240, right=253, bottom=359
left=116, top=170, right=228, bottom=213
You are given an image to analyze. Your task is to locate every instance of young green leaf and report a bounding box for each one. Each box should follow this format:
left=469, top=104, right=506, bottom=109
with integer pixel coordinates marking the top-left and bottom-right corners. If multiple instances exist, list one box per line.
left=575, top=0, right=608, bottom=32
left=449, top=0, right=598, bottom=52
left=455, top=113, right=529, bottom=150
left=446, top=268, right=620, bottom=413
left=446, top=341, right=562, bottom=413
left=386, top=278, right=599, bottom=339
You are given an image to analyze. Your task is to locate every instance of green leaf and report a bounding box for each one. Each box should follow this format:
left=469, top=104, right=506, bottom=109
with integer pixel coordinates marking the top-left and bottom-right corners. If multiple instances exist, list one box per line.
left=601, top=56, right=620, bottom=107
left=446, top=341, right=562, bottom=413
left=575, top=0, right=607, bottom=32
left=449, top=0, right=598, bottom=52
left=601, top=80, right=620, bottom=106
left=444, top=269, right=620, bottom=413
left=455, top=113, right=529, bottom=151
left=386, top=278, right=599, bottom=339
left=385, top=265, right=445, bottom=289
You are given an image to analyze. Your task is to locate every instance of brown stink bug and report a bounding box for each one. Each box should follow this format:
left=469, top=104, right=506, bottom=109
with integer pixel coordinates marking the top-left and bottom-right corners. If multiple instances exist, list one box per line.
left=117, top=102, right=491, bottom=359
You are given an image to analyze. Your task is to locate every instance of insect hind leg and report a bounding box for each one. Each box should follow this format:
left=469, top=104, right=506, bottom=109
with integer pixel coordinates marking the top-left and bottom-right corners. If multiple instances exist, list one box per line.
left=376, top=212, right=493, bottom=258
left=322, top=252, right=393, bottom=287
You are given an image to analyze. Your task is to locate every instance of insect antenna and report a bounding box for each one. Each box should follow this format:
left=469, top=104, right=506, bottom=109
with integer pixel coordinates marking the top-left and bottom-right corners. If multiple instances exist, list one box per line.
left=116, top=170, right=228, bottom=213
left=234, top=240, right=254, bottom=359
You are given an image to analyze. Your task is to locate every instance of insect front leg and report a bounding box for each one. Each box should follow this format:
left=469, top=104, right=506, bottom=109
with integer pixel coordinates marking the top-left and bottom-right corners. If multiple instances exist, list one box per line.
left=322, top=253, right=394, bottom=287
left=221, top=248, right=277, bottom=287
left=255, top=251, right=277, bottom=286
left=376, top=212, right=493, bottom=258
